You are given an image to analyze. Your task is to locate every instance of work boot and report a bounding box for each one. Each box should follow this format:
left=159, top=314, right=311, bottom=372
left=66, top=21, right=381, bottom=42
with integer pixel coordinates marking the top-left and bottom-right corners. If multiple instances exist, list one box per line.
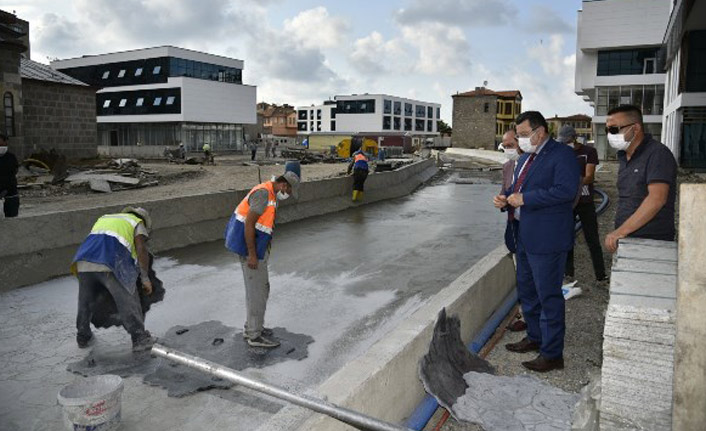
left=247, top=336, right=280, bottom=348
left=77, top=333, right=95, bottom=349
left=352, top=191, right=358, bottom=201
left=357, top=191, right=364, bottom=201
left=505, top=337, right=540, bottom=353
left=132, top=332, right=156, bottom=352
left=242, top=327, right=274, bottom=339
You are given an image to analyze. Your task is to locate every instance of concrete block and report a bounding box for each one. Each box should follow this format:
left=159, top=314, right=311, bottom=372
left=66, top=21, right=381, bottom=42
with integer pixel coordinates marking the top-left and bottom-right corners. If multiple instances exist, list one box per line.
left=615, top=241, right=677, bottom=263
left=672, top=184, right=706, bottom=430
left=611, top=258, right=677, bottom=275
left=609, top=271, right=676, bottom=299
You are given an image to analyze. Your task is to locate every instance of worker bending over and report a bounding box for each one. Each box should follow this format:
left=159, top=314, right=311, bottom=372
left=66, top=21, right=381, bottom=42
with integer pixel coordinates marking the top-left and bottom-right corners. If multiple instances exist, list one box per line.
left=225, top=171, right=300, bottom=348
left=71, top=207, right=156, bottom=352
left=347, top=149, right=369, bottom=202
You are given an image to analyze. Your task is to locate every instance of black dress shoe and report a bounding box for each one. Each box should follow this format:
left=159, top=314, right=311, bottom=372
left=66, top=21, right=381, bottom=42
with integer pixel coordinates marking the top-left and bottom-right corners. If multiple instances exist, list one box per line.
left=522, top=355, right=564, bottom=372
left=505, top=337, right=540, bottom=353
left=506, top=320, right=527, bottom=332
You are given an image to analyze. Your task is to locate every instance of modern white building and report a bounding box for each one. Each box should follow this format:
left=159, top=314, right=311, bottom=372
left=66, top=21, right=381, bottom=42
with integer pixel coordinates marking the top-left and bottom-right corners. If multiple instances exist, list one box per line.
left=661, top=0, right=706, bottom=170
left=51, top=46, right=256, bottom=153
left=297, top=94, right=441, bottom=136
left=575, top=0, right=671, bottom=159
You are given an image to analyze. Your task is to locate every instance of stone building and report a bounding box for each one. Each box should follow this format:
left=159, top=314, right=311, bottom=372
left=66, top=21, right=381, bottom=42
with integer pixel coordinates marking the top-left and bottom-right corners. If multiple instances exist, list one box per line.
left=452, top=87, right=522, bottom=150
left=0, top=10, right=97, bottom=160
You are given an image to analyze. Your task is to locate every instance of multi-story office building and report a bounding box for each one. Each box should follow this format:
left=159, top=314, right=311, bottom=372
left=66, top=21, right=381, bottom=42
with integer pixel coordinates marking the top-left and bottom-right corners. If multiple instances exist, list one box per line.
left=451, top=87, right=522, bottom=150
left=575, top=0, right=671, bottom=160
left=662, top=0, right=706, bottom=170
left=297, top=94, right=440, bottom=135
left=51, top=46, right=256, bottom=154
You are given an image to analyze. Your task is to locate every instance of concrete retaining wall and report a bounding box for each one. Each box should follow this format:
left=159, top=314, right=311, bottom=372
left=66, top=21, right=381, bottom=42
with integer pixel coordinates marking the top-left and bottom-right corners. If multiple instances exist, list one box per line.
left=0, top=159, right=437, bottom=291
left=261, top=245, right=516, bottom=431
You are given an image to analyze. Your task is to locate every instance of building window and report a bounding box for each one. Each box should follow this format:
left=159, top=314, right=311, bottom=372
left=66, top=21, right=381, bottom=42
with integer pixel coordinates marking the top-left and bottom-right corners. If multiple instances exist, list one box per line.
left=119, top=98, right=127, bottom=107
left=394, top=117, right=401, bottom=130
left=317, top=109, right=321, bottom=119
left=384, top=99, right=392, bottom=114
left=505, top=103, right=512, bottom=115
left=166, top=96, right=175, bottom=105
left=415, top=119, right=425, bottom=131
left=437, top=107, right=441, bottom=118
left=383, top=116, right=391, bottom=130
left=136, top=98, right=144, bottom=107
left=153, top=65, right=162, bottom=75
left=427, top=120, right=433, bottom=132
left=103, top=99, right=111, bottom=108
left=298, top=122, right=307, bottom=131
left=102, top=71, right=110, bottom=79
left=404, top=118, right=412, bottom=131
left=404, top=103, right=413, bottom=116
left=316, top=121, right=321, bottom=131
left=427, top=106, right=433, bottom=118
left=686, top=30, right=706, bottom=92
left=597, top=48, right=660, bottom=76
left=135, top=68, right=143, bottom=77
left=337, top=99, right=375, bottom=114
left=394, top=101, right=401, bottom=115
left=154, top=97, right=162, bottom=106
left=596, top=85, right=664, bottom=116
left=484, top=102, right=489, bottom=113
left=3, top=92, right=14, bottom=136
left=117, top=69, right=126, bottom=78
left=330, top=121, right=336, bottom=131
left=298, top=110, right=307, bottom=120
left=331, top=108, right=336, bottom=119
left=416, top=105, right=426, bottom=117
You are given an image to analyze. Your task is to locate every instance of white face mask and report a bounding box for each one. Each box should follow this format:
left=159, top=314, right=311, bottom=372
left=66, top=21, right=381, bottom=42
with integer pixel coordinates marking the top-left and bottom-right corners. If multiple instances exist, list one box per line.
left=276, top=191, right=290, bottom=200
left=503, top=148, right=519, bottom=160
left=607, top=133, right=631, bottom=151
left=0, top=147, right=7, bottom=156
left=567, top=143, right=575, bottom=149
left=518, top=137, right=535, bottom=153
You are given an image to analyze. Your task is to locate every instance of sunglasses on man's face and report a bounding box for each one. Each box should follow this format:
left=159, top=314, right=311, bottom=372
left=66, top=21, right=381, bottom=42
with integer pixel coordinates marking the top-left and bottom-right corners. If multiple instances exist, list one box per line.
left=605, top=123, right=635, bottom=135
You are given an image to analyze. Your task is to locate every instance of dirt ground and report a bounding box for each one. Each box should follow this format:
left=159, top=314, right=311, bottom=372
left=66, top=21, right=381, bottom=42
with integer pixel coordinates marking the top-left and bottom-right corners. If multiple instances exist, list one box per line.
left=15, top=154, right=349, bottom=217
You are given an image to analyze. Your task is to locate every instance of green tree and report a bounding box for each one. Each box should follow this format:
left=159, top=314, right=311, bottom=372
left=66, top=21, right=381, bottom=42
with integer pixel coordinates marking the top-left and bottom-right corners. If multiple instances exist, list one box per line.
left=437, top=120, right=452, bottom=135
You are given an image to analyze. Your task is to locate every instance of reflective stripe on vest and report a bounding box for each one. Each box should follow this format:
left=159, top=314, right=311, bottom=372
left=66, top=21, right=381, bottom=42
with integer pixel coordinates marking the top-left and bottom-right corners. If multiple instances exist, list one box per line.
left=89, top=213, right=141, bottom=260
left=353, top=153, right=369, bottom=170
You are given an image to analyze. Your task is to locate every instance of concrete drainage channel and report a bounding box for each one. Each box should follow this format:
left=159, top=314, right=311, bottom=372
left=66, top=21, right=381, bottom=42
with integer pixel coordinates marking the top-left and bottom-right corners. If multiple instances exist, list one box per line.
left=0, top=158, right=437, bottom=291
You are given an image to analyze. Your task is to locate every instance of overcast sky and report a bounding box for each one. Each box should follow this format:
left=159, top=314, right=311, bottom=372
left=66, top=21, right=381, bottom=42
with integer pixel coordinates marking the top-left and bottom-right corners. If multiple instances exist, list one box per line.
left=6, top=0, right=591, bottom=124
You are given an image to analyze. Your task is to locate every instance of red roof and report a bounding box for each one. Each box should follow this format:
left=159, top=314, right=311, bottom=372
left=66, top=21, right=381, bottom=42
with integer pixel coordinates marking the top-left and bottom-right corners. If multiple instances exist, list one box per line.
left=453, top=87, right=522, bottom=99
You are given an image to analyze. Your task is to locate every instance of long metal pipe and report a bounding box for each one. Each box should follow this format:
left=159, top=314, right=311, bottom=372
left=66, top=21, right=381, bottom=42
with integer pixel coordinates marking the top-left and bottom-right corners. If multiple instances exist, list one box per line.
left=151, top=344, right=413, bottom=431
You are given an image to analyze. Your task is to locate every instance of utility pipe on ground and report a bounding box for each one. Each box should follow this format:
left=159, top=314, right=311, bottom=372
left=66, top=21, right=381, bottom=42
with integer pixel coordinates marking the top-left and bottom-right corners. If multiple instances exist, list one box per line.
left=151, top=344, right=413, bottom=431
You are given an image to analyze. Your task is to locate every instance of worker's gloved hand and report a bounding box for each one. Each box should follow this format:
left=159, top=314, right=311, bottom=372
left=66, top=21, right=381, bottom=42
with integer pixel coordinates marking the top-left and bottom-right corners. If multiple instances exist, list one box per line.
left=247, top=254, right=258, bottom=270
left=142, top=280, right=153, bottom=296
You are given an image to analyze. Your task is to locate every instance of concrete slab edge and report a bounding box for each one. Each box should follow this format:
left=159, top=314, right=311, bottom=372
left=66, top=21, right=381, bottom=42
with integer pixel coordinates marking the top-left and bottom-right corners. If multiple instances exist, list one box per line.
left=258, top=244, right=515, bottom=431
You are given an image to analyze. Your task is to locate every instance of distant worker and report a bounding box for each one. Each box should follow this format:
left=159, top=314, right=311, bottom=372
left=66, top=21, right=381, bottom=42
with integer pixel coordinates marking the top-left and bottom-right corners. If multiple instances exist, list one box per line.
left=557, top=125, right=606, bottom=283
left=347, top=149, right=369, bottom=202
left=225, top=171, right=300, bottom=348
left=271, top=141, right=279, bottom=158
left=0, top=134, right=19, bottom=218
left=265, top=139, right=272, bottom=159
left=178, top=143, right=186, bottom=160
left=249, top=140, right=258, bottom=161
left=71, top=207, right=156, bottom=351
left=202, top=143, right=213, bottom=165
left=604, top=105, right=677, bottom=253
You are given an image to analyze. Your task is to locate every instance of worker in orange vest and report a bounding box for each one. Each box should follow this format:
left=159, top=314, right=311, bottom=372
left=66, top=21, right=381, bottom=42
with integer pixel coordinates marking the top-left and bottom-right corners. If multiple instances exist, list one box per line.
left=224, top=171, right=300, bottom=348
left=347, top=149, right=369, bottom=201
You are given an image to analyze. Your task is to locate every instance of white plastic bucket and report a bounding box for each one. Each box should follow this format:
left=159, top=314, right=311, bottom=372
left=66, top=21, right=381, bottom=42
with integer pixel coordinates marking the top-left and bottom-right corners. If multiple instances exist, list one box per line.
left=57, top=375, right=124, bottom=431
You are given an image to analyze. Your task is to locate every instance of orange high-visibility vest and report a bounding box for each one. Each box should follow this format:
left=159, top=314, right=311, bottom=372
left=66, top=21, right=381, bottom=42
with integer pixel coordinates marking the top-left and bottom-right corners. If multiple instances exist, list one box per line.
left=225, top=181, right=277, bottom=258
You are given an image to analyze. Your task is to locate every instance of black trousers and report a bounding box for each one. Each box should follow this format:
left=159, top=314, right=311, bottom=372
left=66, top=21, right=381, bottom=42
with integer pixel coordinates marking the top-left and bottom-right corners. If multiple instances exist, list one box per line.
left=352, top=169, right=368, bottom=191
left=3, top=195, right=19, bottom=218
left=566, top=201, right=606, bottom=280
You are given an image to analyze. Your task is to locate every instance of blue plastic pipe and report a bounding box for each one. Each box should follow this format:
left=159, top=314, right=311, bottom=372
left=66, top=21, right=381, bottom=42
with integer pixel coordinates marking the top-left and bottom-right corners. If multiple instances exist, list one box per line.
left=404, top=289, right=519, bottom=430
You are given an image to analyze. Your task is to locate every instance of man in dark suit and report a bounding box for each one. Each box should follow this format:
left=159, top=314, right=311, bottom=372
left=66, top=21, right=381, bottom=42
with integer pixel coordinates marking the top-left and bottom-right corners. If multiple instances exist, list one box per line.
left=493, top=111, right=580, bottom=372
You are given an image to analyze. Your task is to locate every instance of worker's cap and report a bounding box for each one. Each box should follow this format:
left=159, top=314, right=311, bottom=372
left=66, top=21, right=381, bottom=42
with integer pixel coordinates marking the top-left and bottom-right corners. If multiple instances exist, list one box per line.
left=122, top=206, right=152, bottom=230
left=281, top=171, right=300, bottom=199
left=556, top=125, right=577, bottom=143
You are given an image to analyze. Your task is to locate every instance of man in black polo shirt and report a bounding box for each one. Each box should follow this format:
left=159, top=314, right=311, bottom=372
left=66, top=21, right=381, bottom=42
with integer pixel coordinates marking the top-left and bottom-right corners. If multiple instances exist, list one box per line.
left=604, top=105, right=677, bottom=252
left=0, top=133, right=20, bottom=218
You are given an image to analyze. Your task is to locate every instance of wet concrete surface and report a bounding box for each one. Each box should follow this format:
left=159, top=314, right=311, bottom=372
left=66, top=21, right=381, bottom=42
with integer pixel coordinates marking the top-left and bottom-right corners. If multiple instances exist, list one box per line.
left=0, top=178, right=504, bottom=431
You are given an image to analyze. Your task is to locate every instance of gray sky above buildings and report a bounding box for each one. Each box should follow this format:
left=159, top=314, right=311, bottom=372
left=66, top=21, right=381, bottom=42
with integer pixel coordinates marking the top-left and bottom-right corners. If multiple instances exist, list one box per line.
left=7, top=0, right=591, bottom=124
